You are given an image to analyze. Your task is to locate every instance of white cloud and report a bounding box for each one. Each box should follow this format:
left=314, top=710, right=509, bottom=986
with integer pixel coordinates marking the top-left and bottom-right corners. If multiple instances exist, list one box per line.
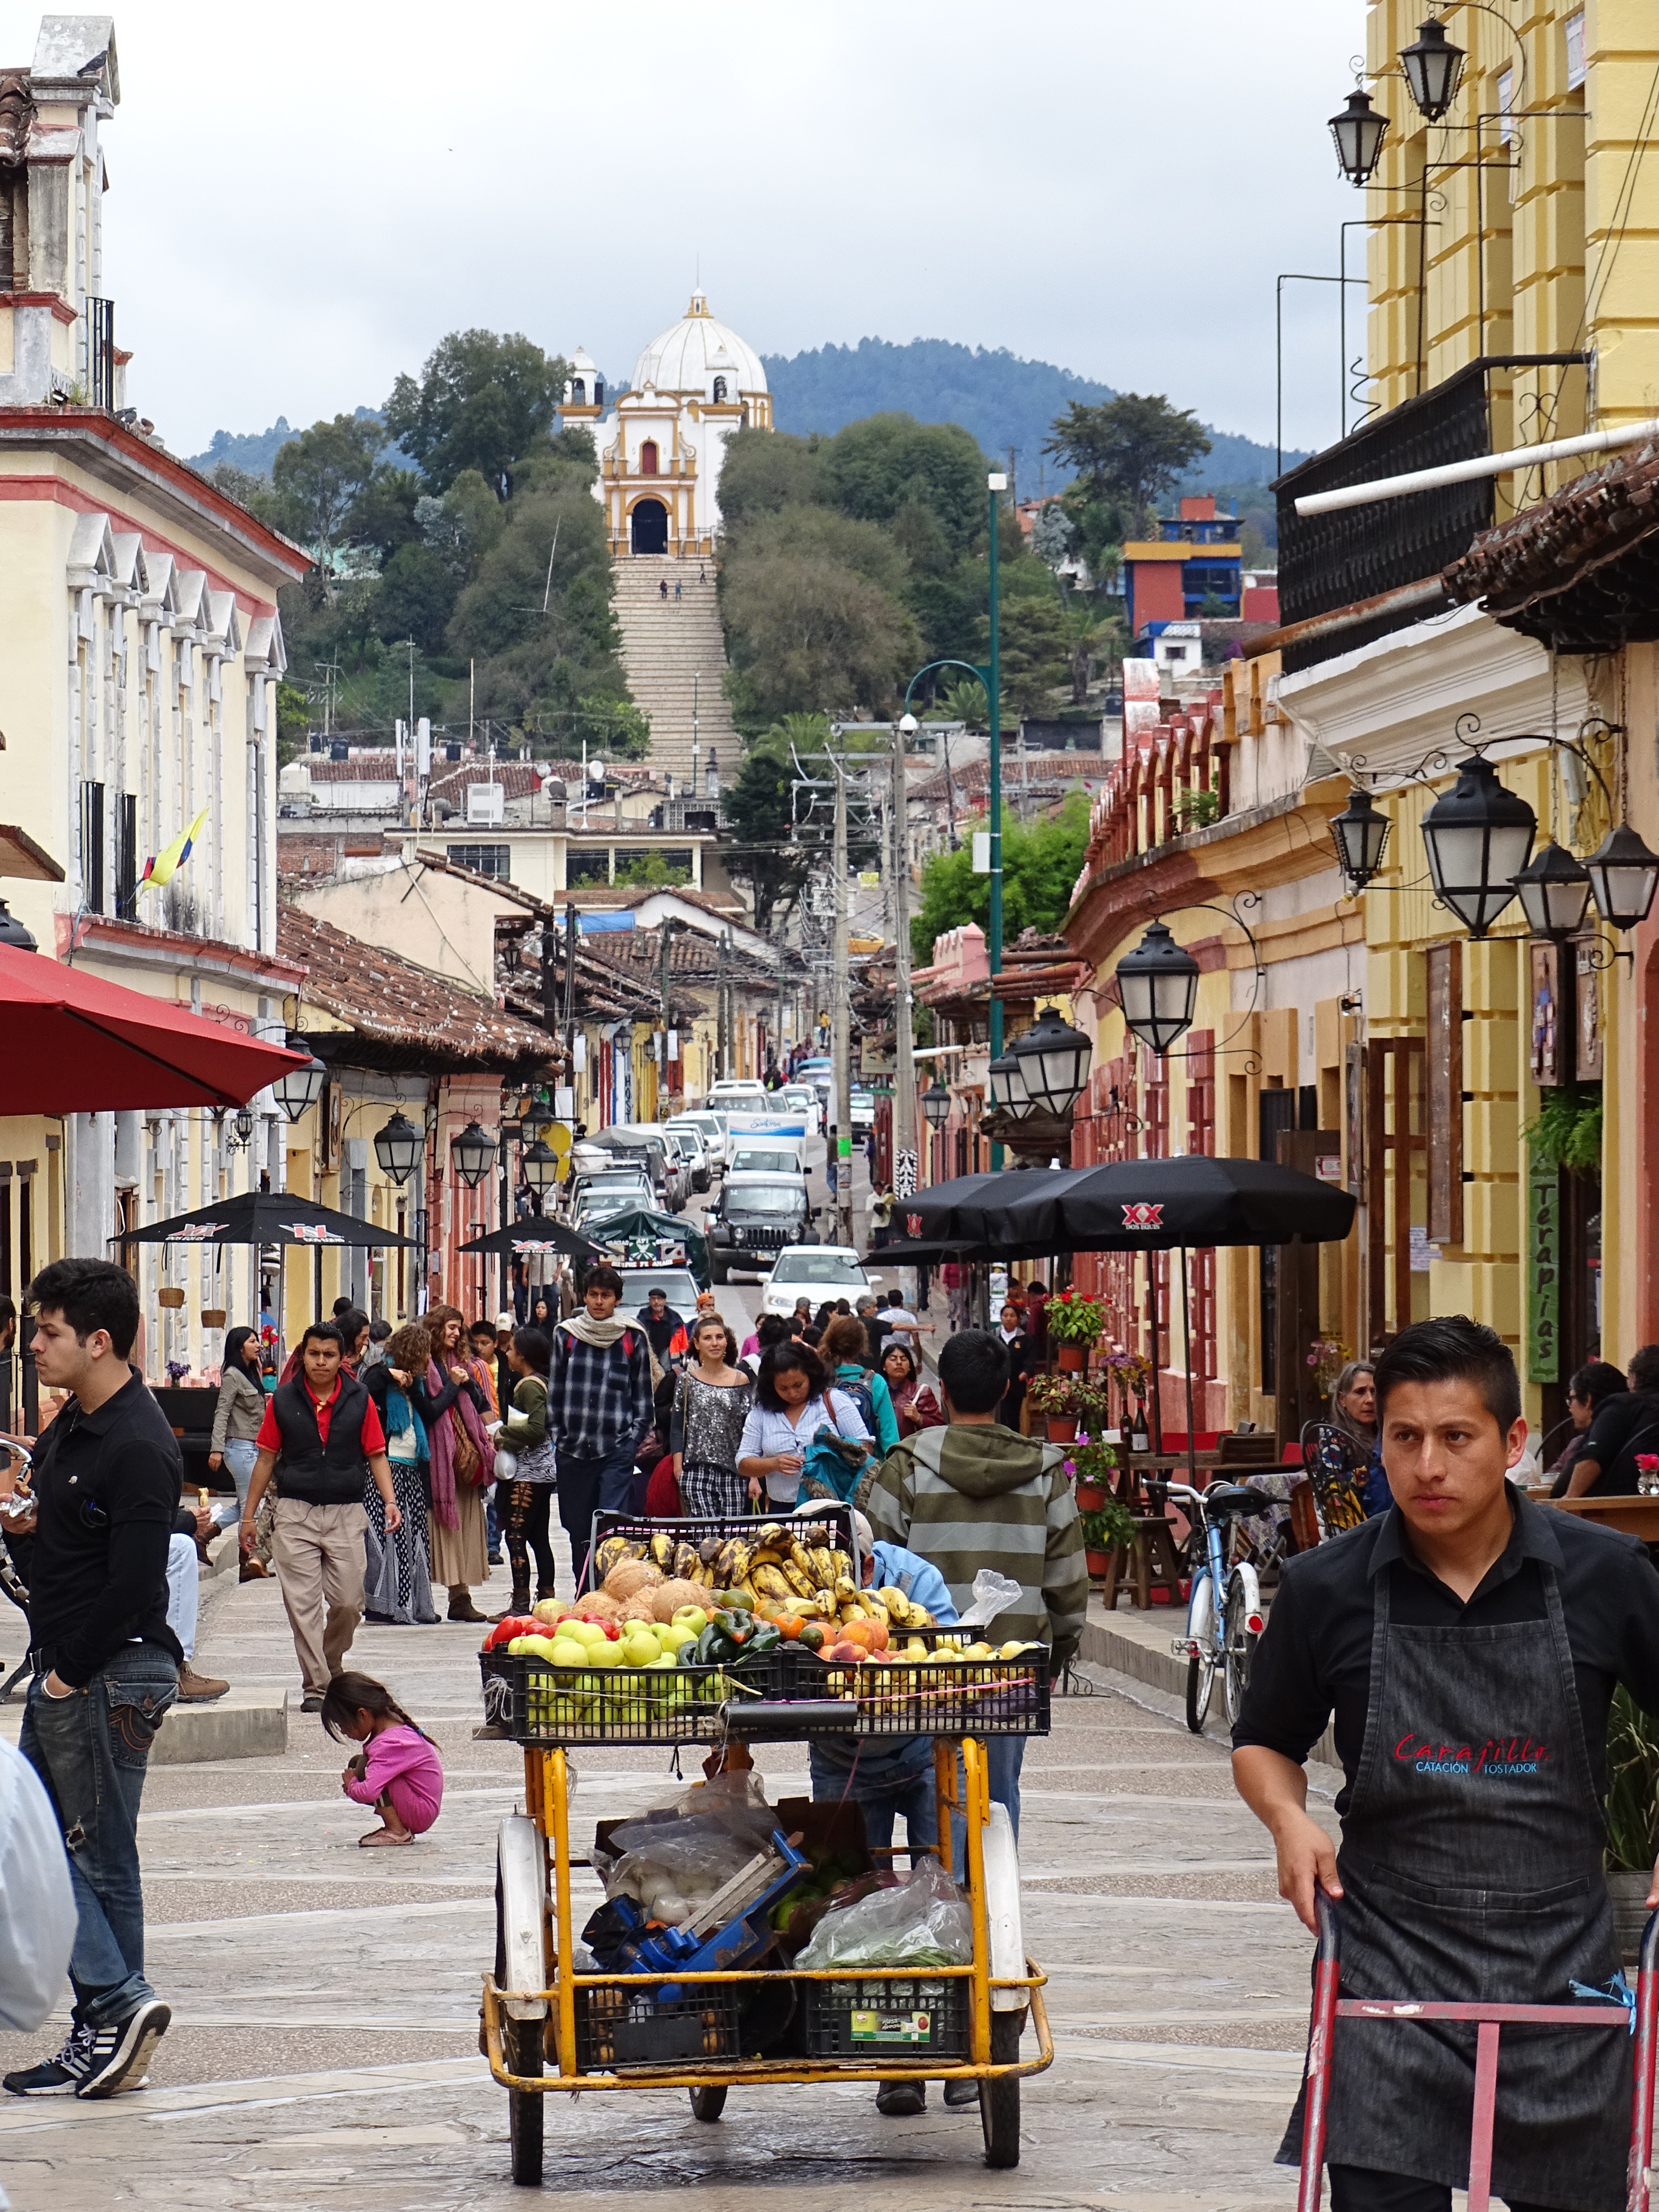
left=68, top=0, right=1366, bottom=458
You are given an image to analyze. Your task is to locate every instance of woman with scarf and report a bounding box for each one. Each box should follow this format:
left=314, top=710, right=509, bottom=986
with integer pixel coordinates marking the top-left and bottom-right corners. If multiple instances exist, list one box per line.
left=880, top=1339, right=943, bottom=1438
left=361, top=1324, right=441, bottom=1625
left=415, top=1304, right=495, bottom=1623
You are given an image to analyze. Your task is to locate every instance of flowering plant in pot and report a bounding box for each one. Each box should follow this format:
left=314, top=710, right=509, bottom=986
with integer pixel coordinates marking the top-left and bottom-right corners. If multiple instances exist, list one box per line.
left=1068, top=1437, right=1119, bottom=1510
left=1080, top=1498, right=1138, bottom=1578
left=1047, top=1289, right=1107, bottom=1371
left=1028, top=1370, right=1082, bottom=1440
left=1307, top=1334, right=1352, bottom=1400
left=1102, top=1348, right=1152, bottom=1442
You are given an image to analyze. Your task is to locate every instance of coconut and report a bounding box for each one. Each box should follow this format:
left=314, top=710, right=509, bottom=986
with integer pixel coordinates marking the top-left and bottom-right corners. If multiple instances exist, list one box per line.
left=603, top=1558, right=664, bottom=1602
left=577, top=1590, right=624, bottom=1622
left=650, top=1578, right=705, bottom=1622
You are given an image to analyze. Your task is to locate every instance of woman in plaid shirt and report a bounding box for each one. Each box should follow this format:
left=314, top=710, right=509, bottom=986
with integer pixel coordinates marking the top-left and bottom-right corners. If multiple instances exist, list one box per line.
left=549, top=1265, right=654, bottom=1585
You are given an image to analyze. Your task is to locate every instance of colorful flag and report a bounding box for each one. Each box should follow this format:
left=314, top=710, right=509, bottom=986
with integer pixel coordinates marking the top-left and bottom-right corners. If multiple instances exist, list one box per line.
left=141, top=807, right=209, bottom=891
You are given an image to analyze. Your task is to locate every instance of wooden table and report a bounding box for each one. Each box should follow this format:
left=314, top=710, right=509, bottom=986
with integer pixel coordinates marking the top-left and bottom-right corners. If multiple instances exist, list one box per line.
left=1110, top=1452, right=1301, bottom=1508
left=1530, top=1488, right=1659, bottom=1541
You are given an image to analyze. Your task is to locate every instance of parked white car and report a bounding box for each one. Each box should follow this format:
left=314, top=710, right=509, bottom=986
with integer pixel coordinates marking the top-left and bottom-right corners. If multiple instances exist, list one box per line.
left=760, top=1244, right=881, bottom=1316
left=779, top=1083, right=823, bottom=1133
left=673, top=1110, right=728, bottom=1172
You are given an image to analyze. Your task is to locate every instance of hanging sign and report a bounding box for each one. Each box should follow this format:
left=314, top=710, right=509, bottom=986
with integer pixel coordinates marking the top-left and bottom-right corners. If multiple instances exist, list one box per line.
left=1526, top=1146, right=1560, bottom=1383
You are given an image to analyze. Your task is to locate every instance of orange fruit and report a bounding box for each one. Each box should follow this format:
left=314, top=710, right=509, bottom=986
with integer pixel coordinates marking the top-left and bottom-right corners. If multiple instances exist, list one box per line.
left=840, top=1618, right=876, bottom=1650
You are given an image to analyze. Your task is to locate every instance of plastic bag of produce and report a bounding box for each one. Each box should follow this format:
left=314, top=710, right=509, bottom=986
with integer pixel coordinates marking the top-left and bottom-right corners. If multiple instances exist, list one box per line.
left=593, top=1771, right=780, bottom=1927
left=793, top=1856, right=973, bottom=1969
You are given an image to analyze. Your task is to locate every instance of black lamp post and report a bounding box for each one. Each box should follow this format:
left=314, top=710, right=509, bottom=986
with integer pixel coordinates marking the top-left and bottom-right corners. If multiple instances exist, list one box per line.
left=231, top=1105, right=256, bottom=1152
left=450, top=1119, right=495, bottom=1190
left=1584, top=823, right=1659, bottom=931
left=0, top=897, right=37, bottom=952
left=373, top=1110, right=425, bottom=1187
left=1009, top=1005, right=1093, bottom=1118
left=1116, top=921, right=1201, bottom=1057
left=272, top=1033, right=327, bottom=1124
left=920, top=1079, right=952, bottom=1130
left=1399, top=17, right=1466, bottom=121
left=1419, top=756, right=1535, bottom=939
left=1329, top=88, right=1390, bottom=185
left=1512, top=841, right=1593, bottom=940
left=1330, top=786, right=1392, bottom=890
left=521, top=1137, right=562, bottom=1195
left=987, top=1047, right=1033, bottom=1122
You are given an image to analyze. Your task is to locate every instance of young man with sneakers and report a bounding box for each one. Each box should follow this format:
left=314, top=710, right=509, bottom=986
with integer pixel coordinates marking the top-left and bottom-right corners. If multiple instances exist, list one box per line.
left=5, top=1259, right=183, bottom=2100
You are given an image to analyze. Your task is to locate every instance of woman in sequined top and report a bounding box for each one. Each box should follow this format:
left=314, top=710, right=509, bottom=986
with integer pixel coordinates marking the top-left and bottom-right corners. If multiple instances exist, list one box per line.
left=669, top=1315, right=754, bottom=1518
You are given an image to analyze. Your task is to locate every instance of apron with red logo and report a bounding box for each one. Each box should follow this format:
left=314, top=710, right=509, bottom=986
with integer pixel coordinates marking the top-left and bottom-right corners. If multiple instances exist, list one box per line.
left=1278, top=1562, right=1630, bottom=2211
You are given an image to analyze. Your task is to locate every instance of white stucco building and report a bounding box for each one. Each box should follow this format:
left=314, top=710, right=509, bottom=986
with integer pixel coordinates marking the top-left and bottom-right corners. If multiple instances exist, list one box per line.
left=563, top=293, right=772, bottom=558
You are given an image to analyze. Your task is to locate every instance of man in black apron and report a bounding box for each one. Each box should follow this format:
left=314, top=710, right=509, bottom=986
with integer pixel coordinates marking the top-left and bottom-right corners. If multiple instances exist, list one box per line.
left=1233, top=1315, right=1659, bottom=2212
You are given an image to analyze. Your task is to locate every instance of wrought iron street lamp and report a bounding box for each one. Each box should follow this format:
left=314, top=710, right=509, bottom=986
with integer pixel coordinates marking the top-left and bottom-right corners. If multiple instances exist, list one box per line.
left=920, top=1079, right=952, bottom=1130
left=1512, top=840, right=1593, bottom=940
left=230, top=1105, right=255, bottom=1152
left=1399, top=17, right=1466, bottom=121
left=374, top=1110, right=424, bottom=1186
left=520, top=1137, right=561, bottom=1195
left=1329, top=89, right=1390, bottom=185
left=1116, top=921, right=1201, bottom=1057
left=1009, top=1005, right=1093, bottom=1118
left=1584, top=823, right=1659, bottom=932
left=1330, top=786, right=1392, bottom=890
left=272, top=1033, right=327, bottom=1124
left=450, top=1119, right=495, bottom=1190
left=987, top=1048, right=1032, bottom=1122
left=1419, top=755, right=1535, bottom=939
left=0, top=897, right=37, bottom=952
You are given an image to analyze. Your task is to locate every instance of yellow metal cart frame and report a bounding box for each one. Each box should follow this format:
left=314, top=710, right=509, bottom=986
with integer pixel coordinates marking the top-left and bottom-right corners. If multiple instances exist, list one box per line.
left=481, top=1732, right=1054, bottom=2182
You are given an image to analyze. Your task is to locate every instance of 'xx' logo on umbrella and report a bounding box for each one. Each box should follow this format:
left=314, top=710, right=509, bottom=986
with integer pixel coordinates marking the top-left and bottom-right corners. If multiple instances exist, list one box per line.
left=1121, top=1202, right=1164, bottom=1230
left=906, top=1213, right=923, bottom=1238
left=283, top=1224, right=344, bottom=1245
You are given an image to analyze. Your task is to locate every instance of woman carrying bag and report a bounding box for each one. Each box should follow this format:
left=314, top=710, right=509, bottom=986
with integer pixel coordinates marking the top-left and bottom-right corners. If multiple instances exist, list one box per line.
left=491, top=1326, right=557, bottom=1614
left=416, top=1304, right=495, bottom=1623
left=362, top=1325, right=440, bottom=1626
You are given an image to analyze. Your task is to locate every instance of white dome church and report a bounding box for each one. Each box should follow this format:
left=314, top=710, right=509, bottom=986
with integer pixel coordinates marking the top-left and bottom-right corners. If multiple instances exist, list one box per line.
left=562, top=293, right=772, bottom=559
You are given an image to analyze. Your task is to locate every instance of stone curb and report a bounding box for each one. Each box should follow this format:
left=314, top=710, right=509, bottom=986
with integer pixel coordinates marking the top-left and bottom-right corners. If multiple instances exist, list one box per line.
left=152, top=1685, right=290, bottom=1765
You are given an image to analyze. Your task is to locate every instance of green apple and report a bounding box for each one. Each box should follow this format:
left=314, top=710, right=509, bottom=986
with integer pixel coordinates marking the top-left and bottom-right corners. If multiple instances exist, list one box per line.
left=622, top=1627, right=660, bottom=1667
left=656, top=1622, right=695, bottom=1656
left=622, top=1617, right=656, bottom=1638
left=566, top=1618, right=611, bottom=1649
left=584, top=1635, right=621, bottom=1668
left=549, top=1636, right=588, bottom=1668
left=671, top=1605, right=709, bottom=1635
left=523, top=1634, right=563, bottom=1661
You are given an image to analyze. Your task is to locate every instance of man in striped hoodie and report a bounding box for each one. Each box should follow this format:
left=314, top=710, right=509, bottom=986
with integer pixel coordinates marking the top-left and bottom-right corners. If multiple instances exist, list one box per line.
left=866, top=1329, right=1087, bottom=1839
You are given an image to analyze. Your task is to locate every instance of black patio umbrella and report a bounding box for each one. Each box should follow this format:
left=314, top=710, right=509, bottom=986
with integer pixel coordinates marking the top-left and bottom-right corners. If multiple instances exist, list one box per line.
left=115, top=1192, right=417, bottom=1343
left=888, top=1156, right=1358, bottom=1483
left=455, top=1220, right=603, bottom=1263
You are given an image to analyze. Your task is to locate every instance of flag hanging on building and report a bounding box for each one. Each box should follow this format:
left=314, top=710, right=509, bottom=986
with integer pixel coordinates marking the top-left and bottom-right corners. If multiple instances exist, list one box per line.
left=141, top=808, right=209, bottom=891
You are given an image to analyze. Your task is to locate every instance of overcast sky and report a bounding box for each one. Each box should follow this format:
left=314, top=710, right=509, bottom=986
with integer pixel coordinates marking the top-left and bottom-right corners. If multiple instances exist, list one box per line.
left=24, top=0, right=1367, bottom=460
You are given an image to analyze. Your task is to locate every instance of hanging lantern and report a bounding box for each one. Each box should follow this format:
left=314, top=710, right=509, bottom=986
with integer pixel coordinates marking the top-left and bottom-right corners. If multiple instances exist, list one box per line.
left=0, top=897, right=37, bottom=952
left=1330, top=786, right=1392, bottom=889
left=920, top=1079, right=952, bottom=1129
left=373, top=1110, right=424, bottom=1186
left=1584, top=823, right=1659, bottom=931
left=987, top=1047, right=1032, bottom=1121
left=232, top=1105, right=256, bottom=1151
left=1008, top=1005, right=1093, bottom=1118
left=1399, top=17, right=1466, bottom=121
left=272, top=1033, right=327, bottom=1123
left=521, top=1137, right=561, bottom=1193
left=1512, top=840, right=1592, bottom=940
left=1329, top=89, right=1390, bottom=185
left=1116, top=921, right=1201, bottom=1057
left=450, top=1119, right=495, bottom=1190
left=1419, top=756, right=1535, bottom=939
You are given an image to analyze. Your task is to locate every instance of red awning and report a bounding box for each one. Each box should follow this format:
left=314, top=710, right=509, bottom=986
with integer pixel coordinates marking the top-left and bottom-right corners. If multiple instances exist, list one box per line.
left=0, top=946, right=308, bottom=1112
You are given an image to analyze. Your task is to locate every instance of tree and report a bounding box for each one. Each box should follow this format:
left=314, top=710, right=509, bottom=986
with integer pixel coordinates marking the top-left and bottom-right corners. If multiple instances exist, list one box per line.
left=994, top=588, right=1070, bottom=721
left=384, top=330, right=569, bottom=495
left=719, top=514, right=920, bottom=729
left=373, top=542, right=460, bottom=654
left=910, top=794, right=1091, bottom=964
left=937, top=675, right=988, bottom=731
left=1031, top=501, right=1075, bottom=567
left=720, top=725, right=816, bottom=931
left=824, top=413, right=988, bottom=554
left=613, top=849, right=690, bottom=888
left=1060, top=596, right=1120, bottom=705
left=1043, top=393, right=1212, bottom=536
left=716, top=426, right=831, bottom=532
left=353, top=466, right=423, bottom=563
left=269, top=413, right=386, bottom=572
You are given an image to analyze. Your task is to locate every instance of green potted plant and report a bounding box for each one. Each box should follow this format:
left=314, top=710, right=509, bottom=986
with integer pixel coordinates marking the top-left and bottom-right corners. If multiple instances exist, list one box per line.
left=1047, top=1289, right=1107, bottom=1373
left=1069, top=1438, right=1119, bottom=1509
left=1080, top=1497, right=1138, bottom=1580
left=1606, top=1687, right=1659, bottom=1960
left=1028, top=1370, right=1082, bottom=1442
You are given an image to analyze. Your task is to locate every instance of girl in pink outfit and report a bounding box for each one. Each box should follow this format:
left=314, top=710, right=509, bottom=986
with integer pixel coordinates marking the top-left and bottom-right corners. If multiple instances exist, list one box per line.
left=321, top=1672, right=444, bottom=1849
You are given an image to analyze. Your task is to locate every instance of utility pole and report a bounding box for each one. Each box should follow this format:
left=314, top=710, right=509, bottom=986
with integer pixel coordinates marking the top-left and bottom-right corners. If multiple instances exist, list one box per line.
left=831, top=752, right=853, bottom=1250
left=987, top=470, right=1007, bottom=1169
left=890, top=719, right=917, bottom=1207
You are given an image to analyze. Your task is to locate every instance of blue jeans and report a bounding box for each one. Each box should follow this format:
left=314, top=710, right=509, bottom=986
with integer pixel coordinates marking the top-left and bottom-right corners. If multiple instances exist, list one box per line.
left=556, top=1436, right=640, bottom=1587
left=809, top=1738, right=938, bottom=1854
left=213, top=1437, right=258, bottom=1529
left=19, top=1643, right=178, bottom=2027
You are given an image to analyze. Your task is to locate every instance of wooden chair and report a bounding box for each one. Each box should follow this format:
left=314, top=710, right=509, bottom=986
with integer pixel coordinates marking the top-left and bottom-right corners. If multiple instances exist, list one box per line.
left=1098, top=1515, right=1186, bottom=1611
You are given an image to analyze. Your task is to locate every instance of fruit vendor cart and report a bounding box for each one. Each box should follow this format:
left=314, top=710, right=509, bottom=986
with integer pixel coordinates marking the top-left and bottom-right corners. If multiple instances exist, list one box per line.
left=479, top=1518, right=1055, bottom=2185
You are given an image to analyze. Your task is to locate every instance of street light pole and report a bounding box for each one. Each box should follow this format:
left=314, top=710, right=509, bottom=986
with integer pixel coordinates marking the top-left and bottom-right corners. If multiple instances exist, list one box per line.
left=831, top=751, right=853, bottom=1250
left=891, top=717, right=917, bottom=1204
left=987, top=470, right=1007, bottom=1169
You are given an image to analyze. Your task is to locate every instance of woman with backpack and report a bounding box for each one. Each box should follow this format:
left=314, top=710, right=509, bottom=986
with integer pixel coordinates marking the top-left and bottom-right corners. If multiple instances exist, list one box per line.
left=737, top=1341, right=872, bottom=1510
left=817, top=1314, right=899, bottom=1456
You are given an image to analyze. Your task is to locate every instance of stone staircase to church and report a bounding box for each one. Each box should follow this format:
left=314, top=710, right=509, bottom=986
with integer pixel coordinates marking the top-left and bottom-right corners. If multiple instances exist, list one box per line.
left=611, top=555, right=740, bottom=792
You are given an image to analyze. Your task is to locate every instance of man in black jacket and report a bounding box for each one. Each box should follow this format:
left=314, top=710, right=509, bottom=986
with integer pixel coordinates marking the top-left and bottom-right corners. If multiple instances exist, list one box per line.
left=240, top=1322, right=400, bottom=1712
left=5, top=1260, right=181, bottom=2101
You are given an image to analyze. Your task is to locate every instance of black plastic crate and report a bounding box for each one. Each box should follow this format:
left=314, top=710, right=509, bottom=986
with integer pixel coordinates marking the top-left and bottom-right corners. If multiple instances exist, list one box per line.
left=776, top=1630, right=1051, bottom=1738
left=803, top=1974, right=969, bottom=2060
left=575, top=1980, right=740, bottom=2071
left=479, top=1647, right=790, bottom=1746
left=586, top=1505, right=862, bottom=1595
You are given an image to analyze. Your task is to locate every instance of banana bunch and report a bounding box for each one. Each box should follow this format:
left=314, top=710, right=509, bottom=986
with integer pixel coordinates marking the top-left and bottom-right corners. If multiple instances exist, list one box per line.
left=876, top=1583, right=933, bottom=1632
left=595, top=1535, right=648, bottom=1579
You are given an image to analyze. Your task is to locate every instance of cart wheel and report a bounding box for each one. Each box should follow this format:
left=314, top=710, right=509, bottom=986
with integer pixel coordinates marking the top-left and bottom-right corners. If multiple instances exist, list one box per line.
left=689, top=2085, right=728, bottom=2122
left=505, top=2014, right=544, bottom=2187
left=980, top=2008, right=1024, bottom=2169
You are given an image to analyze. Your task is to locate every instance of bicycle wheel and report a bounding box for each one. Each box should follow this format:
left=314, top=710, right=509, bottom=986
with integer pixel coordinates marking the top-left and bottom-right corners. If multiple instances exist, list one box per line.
left=1222, top=1575, right=1259, bottom=1729
left=1185, top=1572, right=1215, bottom=1734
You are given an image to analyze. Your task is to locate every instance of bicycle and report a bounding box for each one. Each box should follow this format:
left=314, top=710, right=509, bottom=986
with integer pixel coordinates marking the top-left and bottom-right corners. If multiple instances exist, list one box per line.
left=1149, top=1478, right=1272, bottom=1733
